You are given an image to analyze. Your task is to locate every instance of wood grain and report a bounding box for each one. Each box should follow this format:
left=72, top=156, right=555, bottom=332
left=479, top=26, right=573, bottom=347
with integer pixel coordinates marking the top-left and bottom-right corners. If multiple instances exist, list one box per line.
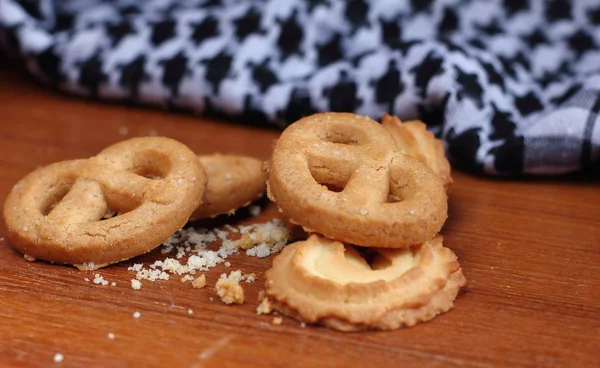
left=0, top=64, right=598, bottom=368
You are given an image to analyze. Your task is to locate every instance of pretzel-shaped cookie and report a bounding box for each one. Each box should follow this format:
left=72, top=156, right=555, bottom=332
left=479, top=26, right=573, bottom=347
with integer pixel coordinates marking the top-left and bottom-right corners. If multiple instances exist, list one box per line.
left=267, top=113, right=447, bottom=248
left=3, top=137, right=206, bottom=270
left=265, top=234, right=465, bottom=331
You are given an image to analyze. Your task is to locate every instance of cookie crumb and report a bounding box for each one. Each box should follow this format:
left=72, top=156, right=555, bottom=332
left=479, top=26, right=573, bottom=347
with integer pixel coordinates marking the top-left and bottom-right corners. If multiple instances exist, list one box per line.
left=256, top=297, right=273, bottom=315
left=272, top=317, right=283, bottom=325
left=84, top=278, right=90, bottom=282
left=131, top=279, right=142, bottom=290
left=209, top=297, right=214, bottom=302
left=244, top=273, right=256, bottom=283
left=409, top=210, right=415, bottom=215
left=107, top=333, right=115, bottom=340
left=111, top=282, right=116, bottom=287
left=23, top=254, right=36, bottom=262
left=300, top=322, right=306, bottom=328
left=181, top=275, right=195, bottom=283
left=53, top=353, right=64, bottom=363
left=249, top=205, right=261, bottom=217
left=215, top=270, right=244, bottom=305
left=133, top=311, right=141, bottom=319
left=125, top=221, right=289, bottom=290
left=93, top=274, right=109, bottom=286
left=188, top=309, right=193, bottom=315
left=128, top=263, right=143, bottom=272
left=192, top=274, right=206, bottom=289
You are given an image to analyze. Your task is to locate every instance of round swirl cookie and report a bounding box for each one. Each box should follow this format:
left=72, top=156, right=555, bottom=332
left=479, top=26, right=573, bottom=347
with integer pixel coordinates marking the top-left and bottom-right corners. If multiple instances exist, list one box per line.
left=2, top=137, right=206, bottom=270
left=264, top=234, right=465, bottom=331
left=267, top=112, right=448, bottom=248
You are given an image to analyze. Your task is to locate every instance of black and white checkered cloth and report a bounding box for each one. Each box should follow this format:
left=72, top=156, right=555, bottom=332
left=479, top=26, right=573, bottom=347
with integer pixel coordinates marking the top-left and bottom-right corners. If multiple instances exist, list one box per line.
left=1, top=0, right=599, bottom=175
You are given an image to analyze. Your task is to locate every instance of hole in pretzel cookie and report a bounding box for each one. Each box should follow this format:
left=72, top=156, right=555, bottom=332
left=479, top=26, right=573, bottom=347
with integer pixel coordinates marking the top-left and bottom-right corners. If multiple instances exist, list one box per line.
left=308, top=166, right=350, bottom=194
left=129, top=150, right=172, bottom=180
left=321, top=123, right=366, bottom=145
left=387, top=177, right=409, bottom=203
left=387, top=193, right=403, bottom=203
left=324, top=132, right=359, bottom=145
left=323, top=183, right=344, bottom=193
left=41, top=183, right=72, bottom=216
left=100, top=208, right=118, bottom=220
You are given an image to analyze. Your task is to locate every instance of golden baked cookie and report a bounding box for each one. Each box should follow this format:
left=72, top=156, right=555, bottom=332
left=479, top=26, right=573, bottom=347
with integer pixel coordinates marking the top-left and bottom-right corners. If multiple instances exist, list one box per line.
left=265, top=234, right=465, bottom=331
left=3, top=137, right=206, bottom=270
left=190, top=154, right=267, bottom=220
left=381, top=115, right=453, bottom=190
left=267, top=112, right=448, bottom=248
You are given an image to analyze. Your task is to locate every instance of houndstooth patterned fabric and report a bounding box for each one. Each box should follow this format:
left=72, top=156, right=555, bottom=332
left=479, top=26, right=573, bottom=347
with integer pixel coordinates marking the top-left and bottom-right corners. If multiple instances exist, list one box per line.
left=1, top=0, right=599, bottom=175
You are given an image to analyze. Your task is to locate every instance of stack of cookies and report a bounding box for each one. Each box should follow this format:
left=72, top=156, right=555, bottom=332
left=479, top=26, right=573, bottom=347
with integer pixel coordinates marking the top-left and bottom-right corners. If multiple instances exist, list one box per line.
left=2, top=112, right=464, bottom=332
left=2, top=137, right=267, bottom=270
left=262, top=113, right=465, bottom=331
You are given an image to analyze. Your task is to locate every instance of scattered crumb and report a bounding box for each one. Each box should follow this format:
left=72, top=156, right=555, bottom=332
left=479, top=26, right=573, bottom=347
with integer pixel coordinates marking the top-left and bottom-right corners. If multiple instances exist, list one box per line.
left=76, top=261, right=103, bottom=271
left=249, top=205, right=261, bottom=217
left=110, top=282, right=116, bottom=287
left=131, top=279, right=141, bottom=290
left=244, top=273, right=256, bottom=283
left=188, top=309, right=193, bottom=315
left=84, top=278, right=90, bottom=282
left=128, top=263, right=143, bottom=272
left=133, top=311, right=141, bottom=319
left=0, top=237, right=4, bottom=241
left=93, top=274, right=109, bottom=286
left=245, top=244, right=272, bottom=258
left=23, top=254, right=36, bottom=262
left=215, top=270, right=244, bottom=305
left=272, top=317, right=283, bottom=325
left=53, top=353, right=64, bottom=363
left=181, top=275, right=195, bottom=283
left=300, top=322, right=306, bottom=328
left=118, top=126, right=128, bottom=136
left=256, top=297, right=273, bottom=315
left=192, top=274, right=206, bottom=289
left=107, top=333, right=115, bottom=340
left=224, top=224, right=238, bottom=233
left=236, top=219, right=289, bottom=252
left=125, top=220, right=289, bottom=291
left=209, top=297, right=214, bottom=302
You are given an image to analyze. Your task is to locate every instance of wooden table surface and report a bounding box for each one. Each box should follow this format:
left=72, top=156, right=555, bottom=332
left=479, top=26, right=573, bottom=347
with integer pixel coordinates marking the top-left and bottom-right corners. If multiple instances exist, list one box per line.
left=0, top=62, right=599, bottom=368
